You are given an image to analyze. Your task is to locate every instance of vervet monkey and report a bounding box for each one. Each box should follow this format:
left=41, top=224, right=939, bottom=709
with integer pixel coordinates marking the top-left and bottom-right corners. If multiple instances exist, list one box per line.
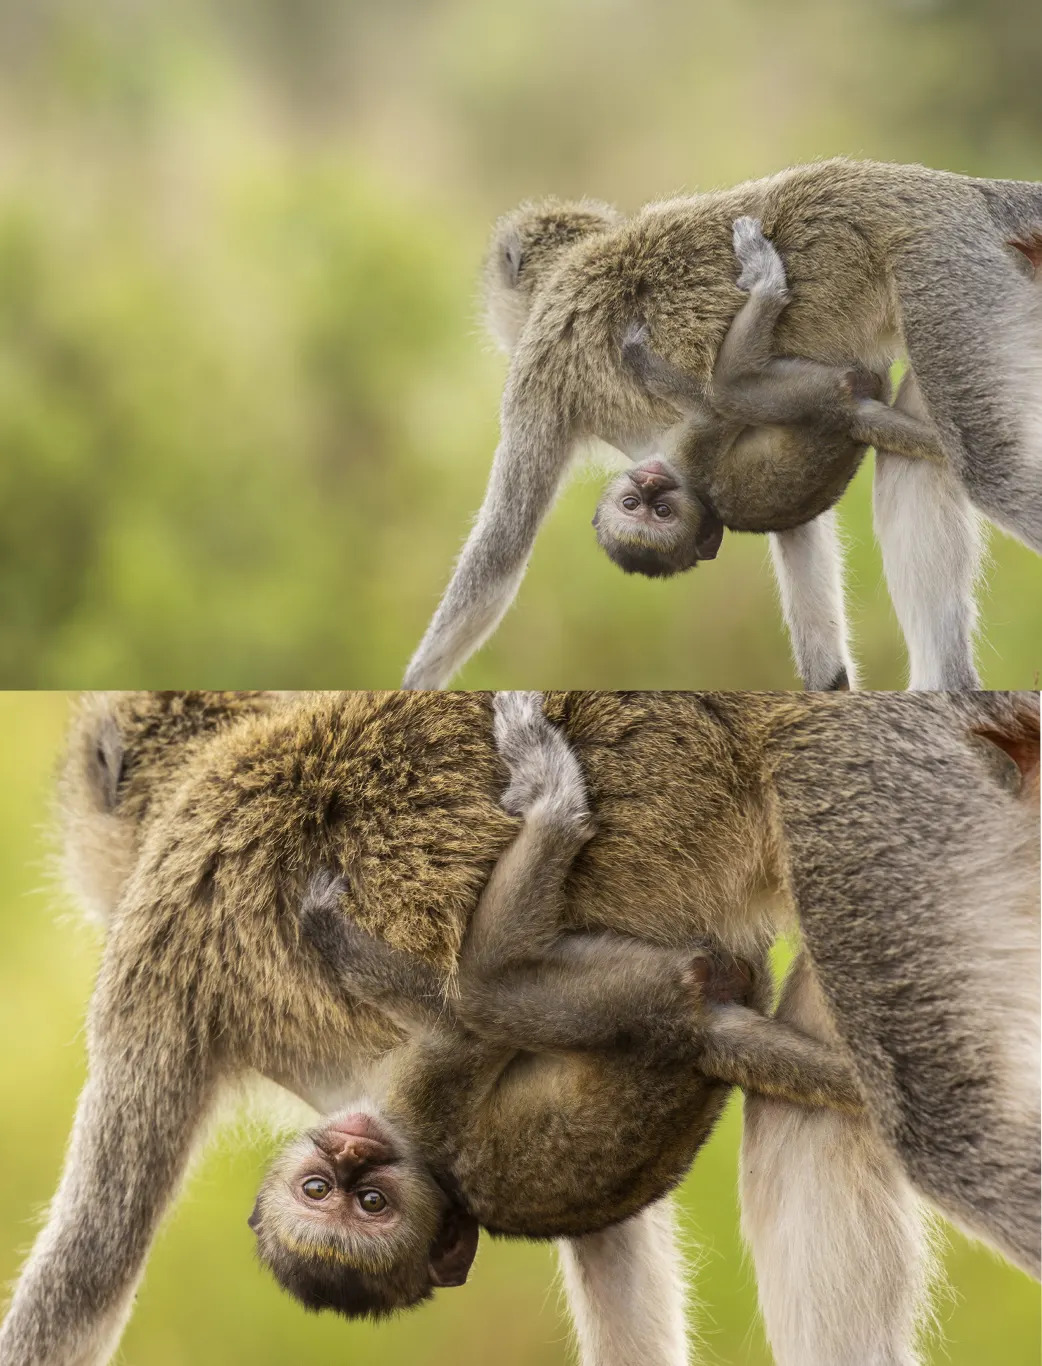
left=403, top=160, right=1042, bottom=691
left=249, top=693, right=862, bottom=1319
left=593, top=219, right=942, bottom=623
left=0, top=689, right=1037, bottom=1366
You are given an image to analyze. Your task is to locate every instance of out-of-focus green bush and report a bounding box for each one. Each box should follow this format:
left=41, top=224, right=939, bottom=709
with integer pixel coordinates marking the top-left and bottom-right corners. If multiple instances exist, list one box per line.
left=0, top=0, right=1038, bottom=688
left=0, top=694, right=1039, bottom=1365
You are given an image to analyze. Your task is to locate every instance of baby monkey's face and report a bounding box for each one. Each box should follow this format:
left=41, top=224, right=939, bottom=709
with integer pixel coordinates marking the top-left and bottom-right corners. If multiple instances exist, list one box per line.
left=250, top=1110, right=479, bottom=1320
left=593, top=458, right=724, bottom=578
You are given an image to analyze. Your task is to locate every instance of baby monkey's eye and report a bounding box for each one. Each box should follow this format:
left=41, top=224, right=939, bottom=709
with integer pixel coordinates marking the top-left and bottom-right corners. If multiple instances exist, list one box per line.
left=621, top=495, right=640, bottom=511
left=653, top=503, right=673, bottom=519
left=357, top=1189, right=387, bottom=1214
left=302, top=1177, right=332, bottom=1201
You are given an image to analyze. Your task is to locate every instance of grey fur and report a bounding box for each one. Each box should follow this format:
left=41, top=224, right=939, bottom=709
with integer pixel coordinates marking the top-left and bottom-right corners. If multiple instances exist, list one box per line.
left=403, top=163, right=1042, bottom=689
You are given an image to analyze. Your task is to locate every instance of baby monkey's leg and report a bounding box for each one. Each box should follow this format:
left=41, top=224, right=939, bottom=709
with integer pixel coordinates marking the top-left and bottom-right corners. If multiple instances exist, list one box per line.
left=460, top=691, right=683, bottom=1047
left=700, top=1001, right=864, bottom=1114
left=620, top=217, right=790, bottom=412
left=464, top=693, right=728, bottom=1051
left=710, top=220, right=877, bottom=430
left=712, top=215, right=791, bottom=381
left=851, top=388, right=946, bottom=463
left=621, top=218, right=794, bottom=412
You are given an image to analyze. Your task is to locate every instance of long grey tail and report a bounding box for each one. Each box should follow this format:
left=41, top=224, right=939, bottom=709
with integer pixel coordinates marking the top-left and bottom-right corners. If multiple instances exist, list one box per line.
left=979, top=178, right=1042, bottom=239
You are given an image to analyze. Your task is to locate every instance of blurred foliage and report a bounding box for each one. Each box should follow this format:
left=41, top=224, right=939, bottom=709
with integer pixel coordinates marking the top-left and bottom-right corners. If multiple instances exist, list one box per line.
left=0, top=697, right=1039, bottom=1364
left=0, top=0, right=1037, bottom=687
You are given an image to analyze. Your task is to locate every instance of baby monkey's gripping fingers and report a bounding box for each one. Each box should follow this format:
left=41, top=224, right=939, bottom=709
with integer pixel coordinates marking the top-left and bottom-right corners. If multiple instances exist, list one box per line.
left=493, top=691, right=594, bottom=838
left=732, top=216, right=789, bottom=300
left=299, top=871, right=353, bottom=964
left=299, top=871, right=447, bottom=1022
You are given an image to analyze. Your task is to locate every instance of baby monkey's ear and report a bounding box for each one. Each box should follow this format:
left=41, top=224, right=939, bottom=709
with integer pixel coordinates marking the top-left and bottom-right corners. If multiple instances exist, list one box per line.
left=428, top=1206, right=480, bottom=1288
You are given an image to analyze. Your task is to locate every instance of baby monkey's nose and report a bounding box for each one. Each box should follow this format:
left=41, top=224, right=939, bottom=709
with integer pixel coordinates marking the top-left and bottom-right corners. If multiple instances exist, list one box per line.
left=629, top=461, right=676, bottom=492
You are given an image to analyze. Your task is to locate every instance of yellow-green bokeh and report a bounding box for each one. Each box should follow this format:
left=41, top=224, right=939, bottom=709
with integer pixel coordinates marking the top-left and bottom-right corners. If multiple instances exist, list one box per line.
left=0, top=0, right=1038, bottom=689
left=0, top=693, right=1038, bottom=1364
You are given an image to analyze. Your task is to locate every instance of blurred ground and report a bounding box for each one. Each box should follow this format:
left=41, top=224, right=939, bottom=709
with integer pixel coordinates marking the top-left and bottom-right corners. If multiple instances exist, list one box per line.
left=0, top=693, right=1038, bottom=1363
left=0, top=0, right=1038, bottom=689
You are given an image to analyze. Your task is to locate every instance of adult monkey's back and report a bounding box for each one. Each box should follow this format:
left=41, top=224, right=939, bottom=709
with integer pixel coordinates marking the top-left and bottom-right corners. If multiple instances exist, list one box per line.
left=402, top=160, right=1042, bottom=691
left=0, top=689, right=1037, bottom=1366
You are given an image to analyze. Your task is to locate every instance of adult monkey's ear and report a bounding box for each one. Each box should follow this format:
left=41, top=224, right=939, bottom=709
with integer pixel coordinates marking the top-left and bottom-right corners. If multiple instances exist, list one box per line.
left=502, top=228, right=524, bottom=287
left=428, top=1206, right=480, bottom=1287
left=88, top=713, right=126, bottom=810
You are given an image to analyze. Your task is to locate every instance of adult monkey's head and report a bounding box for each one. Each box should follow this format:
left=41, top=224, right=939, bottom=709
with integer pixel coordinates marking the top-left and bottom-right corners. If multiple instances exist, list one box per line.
left=593, top=458, right=725, bottom=577
left=483, top=198, right=623, bottom=353
left=58, top=691, right=277, bottom=925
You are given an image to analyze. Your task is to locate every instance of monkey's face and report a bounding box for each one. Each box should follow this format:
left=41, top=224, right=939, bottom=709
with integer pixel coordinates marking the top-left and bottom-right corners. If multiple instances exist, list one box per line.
left=250, top=1110, right=480, bottom=1320
left=592, top=460, right=724, bottom=578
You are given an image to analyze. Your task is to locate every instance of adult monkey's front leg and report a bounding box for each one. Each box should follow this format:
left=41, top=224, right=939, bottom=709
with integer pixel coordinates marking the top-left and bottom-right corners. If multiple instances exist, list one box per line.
left=403, top=407, right=572, bottom=688
left=558, top=1199, right=690, bottom=1366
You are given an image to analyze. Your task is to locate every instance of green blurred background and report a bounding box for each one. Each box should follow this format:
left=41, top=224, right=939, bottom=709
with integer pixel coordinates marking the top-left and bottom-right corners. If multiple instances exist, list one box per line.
left=0, top=0, right=1039, bottom=689
left=1, top=693, right=1039, bottom=1363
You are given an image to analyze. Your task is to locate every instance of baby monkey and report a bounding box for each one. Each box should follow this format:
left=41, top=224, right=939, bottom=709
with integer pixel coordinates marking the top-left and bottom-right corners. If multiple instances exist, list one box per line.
left=594, top=217, right=945, bottom=577
left=251, top=693, right=863, bottom=1321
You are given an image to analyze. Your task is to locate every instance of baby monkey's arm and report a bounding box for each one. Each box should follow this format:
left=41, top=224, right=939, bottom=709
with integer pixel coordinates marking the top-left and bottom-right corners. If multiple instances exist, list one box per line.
left=463, top=694, right=864, bottom=1116
left=299, top=869, right=449, bottom=1030
left=625, top=218, right=943, bottom=463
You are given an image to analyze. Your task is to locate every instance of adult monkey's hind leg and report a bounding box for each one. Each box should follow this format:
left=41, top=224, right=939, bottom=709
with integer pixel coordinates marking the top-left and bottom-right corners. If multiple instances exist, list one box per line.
left=895, top=205, right=1042, bottom=551
left=769, top=510, right=857, bottom=690
left=742, top=955, right=935, bottom=1366
left=771, top=690, right=1041, bottom=1276
left=873, top=372, right=984, bottom=690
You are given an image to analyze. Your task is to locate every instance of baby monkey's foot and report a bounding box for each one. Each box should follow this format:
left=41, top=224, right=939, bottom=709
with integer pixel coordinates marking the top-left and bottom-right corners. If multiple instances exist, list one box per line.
left=732, top=216, right=788, bottom=299
left=841, top=365, right=887, bottom=403
left=493, top=691, right=595, bottom=839
left=683, top=949, right=756, bottom=1008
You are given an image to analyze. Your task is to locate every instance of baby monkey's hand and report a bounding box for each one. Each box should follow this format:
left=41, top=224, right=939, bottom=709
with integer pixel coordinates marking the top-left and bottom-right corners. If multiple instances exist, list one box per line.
left=299, top=871, right=364, bottom=965
left=732, top=216, right=789, bottom=300
left=493, top=691, right=595, bottom=840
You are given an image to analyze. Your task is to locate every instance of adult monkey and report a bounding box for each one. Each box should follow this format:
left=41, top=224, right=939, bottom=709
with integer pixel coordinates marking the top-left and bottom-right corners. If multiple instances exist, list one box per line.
left=402, top=160, right=1042, bottom=691
left=0, top=689, right=1038, bottom=1366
